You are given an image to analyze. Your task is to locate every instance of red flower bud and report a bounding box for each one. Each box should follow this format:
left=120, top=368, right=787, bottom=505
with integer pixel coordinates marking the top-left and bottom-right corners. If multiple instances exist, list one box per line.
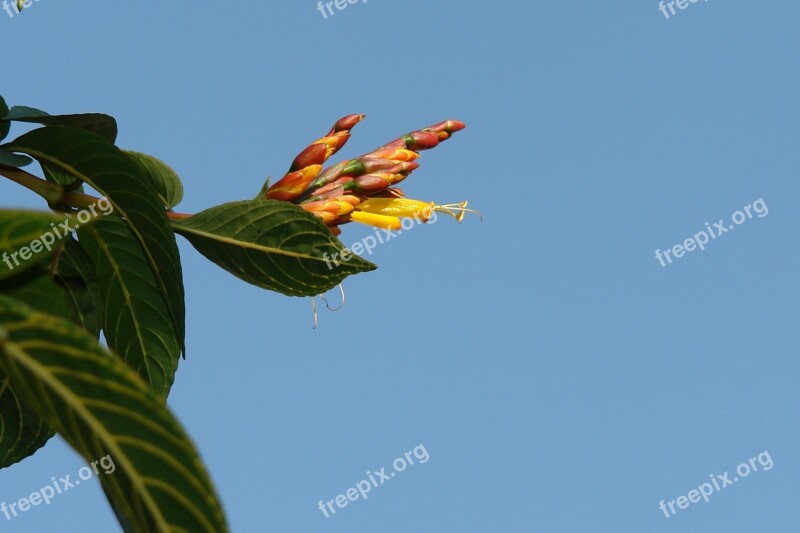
left=351, top=174, right=391, bottom=194
left=290, top=143, right=327, bottom=172
left=426, top=119, right=466, bottom=140
left=356, top=158, right=400, bottom=174
left=382, top=130, right=440, bottom=151
left=331, top=114, right=365, bottom=133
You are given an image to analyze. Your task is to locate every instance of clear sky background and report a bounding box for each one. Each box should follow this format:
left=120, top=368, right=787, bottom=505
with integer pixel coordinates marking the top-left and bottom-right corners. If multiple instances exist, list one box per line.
left=2, top=1, right=799, bottom=531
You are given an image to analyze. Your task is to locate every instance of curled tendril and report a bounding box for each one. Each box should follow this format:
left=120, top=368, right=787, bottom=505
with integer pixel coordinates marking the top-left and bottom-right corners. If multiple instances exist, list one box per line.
left=311, top=284, right=346, bottom=329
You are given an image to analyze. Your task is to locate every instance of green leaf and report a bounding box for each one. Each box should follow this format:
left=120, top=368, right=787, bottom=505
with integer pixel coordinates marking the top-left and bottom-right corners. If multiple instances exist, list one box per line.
left=125, top=150, right=184, bottom=209
left=0, top=210, right=71, bottom=280
left=0, top=270, right=75, bottom=468
left=54, top=237, right=102, bottom=338
left=2, top=105, right=47, bottom=119
left=5, top=126, right=185, bottom=353
left=0, top=370, right=52, bottom=468
left=172, top=199, right=376, bottom=297
left=0, top=295, right=228, bottom=532
left=2, top=106, right=117, bottom=143
left=0, top=268, right=74, bottom=321
left=42, top=162, right=81, bottom=187
left=0, top=147, right=32, bottom=167
left=0, top=95, right=9, bottom=142
left=79, top=219, right=180, bottom=397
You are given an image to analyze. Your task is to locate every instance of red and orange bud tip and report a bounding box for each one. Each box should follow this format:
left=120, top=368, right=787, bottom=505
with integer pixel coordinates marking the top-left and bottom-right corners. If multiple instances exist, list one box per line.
left=290, top=143, right=328, bottom=172
left=426, top=120, right=466, bottom=140
left=339, top=194, right=361, bottom=206
left=345, top=158, right=395, bottom=176
left=266, top=165, right=323, bottom=201
left=331, top=114, right=365, bottom=133
left=313, top=176, right=352, bottom=196
left=313, top=186, right=346, bottom=201
left=392, top=161, right=419, bottom=175
left=358, top=171, right=406, bottom=187
left=366, top=148, right=420, bottom=163
left=354, top=163, right=417, bottom=188
left=382, top=130, right=440, bottom=151
left=307, top=160, right=349, bottom=192
left=317, top=132, right=351, bottom=158
left=269, top=115, right=365, bottom=201
left=348, top=174, right=392, bottom=194
left=313, top=114, right=364, bottom=160
left=302, top=199, right=355, bottom=225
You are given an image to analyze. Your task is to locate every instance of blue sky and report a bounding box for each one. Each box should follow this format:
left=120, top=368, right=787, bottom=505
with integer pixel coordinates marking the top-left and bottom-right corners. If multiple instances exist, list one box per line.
left=2, top=1, right=800, bottom=531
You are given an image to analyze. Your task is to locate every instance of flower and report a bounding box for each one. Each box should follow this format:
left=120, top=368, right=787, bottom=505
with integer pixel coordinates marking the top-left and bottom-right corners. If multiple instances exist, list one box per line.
left=264, top=115, right=476, bottom=232
left=350, top=198, right=479, bottom=229
left=266, top=114, right=364, bottom=202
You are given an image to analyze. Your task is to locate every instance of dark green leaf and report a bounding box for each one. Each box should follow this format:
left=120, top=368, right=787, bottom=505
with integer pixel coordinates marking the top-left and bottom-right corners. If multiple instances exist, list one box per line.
left=0, top=147, right=32, bottom=167
left=172, top=199, right=376, bottom=297
left=125, top=150, right=184, bottom=209
left=42, top=162, right=81, bottom=187
left=0, top=146, right=32, bottom=167
left=6, top=127, right=185, bottom=353
left=0, top=269, right=74, bottom=320
left=0, top=370, right=52, bottom=469
left=79, top=219, right=180, bottom=397
left=0, top=296, right=228, bottom=532
left=0, top=269, right=77, bottom=468
left=3, top=106, right=117, bottom=143
left=0, top=210, right=71, bottom=280
left=54, top=237, right=102, bottom=338
left=3, top=106, right=48, bottom=119
left=0, top=96, right=9, bottom=142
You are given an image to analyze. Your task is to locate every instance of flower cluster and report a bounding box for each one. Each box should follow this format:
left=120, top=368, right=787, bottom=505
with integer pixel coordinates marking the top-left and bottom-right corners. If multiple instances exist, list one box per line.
left=265, top=115, right=475, bottom=235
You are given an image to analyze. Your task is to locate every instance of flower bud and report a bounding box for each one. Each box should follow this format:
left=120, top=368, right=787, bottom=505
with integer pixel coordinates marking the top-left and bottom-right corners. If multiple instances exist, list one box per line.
left=289, top=143, right=327, bottom=172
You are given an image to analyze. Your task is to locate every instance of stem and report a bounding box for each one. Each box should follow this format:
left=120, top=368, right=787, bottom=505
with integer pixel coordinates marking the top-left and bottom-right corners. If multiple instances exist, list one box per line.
left=0, top=165, right=64, bottom=205
left=0, top=165, right=193, bottom=220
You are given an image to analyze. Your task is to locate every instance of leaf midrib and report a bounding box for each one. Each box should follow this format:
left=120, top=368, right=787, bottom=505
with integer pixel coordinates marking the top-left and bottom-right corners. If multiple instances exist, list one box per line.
left=172, top=223, right=324, bottom=261
left=0, top=334, right=172, bottom=532
left=81, top=225, right=160, bottom=393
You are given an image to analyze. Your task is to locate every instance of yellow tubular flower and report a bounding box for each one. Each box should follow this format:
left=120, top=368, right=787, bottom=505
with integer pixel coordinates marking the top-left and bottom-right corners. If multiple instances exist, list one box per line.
left=349, top=211, right=403, bottom=230
left=357, top=198, right=481, bottom=224
left=355, top=198, right=435, bottom=222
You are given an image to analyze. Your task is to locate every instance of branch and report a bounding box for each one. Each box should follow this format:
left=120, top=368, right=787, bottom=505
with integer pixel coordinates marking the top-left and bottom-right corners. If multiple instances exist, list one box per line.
left=0, top=165, right=191, bottom=220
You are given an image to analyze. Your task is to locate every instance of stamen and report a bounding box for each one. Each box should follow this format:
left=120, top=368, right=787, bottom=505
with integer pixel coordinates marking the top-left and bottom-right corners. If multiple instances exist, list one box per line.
left=433, top=201, right=482, bottom=223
